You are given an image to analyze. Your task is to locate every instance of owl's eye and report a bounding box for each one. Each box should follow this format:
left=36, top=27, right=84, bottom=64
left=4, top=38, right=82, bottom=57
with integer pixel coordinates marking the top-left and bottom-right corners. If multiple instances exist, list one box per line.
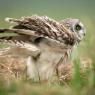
left=75, top=24, right=82, bottom=31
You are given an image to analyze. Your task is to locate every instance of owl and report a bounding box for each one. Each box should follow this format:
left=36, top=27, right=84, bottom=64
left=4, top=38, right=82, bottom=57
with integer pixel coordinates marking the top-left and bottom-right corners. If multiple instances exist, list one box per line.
left=0, top=15, right=86, bottom=82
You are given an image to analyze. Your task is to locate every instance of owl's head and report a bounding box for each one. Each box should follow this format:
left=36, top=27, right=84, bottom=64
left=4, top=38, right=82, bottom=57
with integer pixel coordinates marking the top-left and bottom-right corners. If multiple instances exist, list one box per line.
left=60, top=18, right=86, bottom=44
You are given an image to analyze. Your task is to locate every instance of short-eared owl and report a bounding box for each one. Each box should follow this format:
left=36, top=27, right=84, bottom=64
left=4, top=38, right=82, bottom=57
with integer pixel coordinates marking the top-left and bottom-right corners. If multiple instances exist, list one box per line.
left=0, top=15, right=86, bottom=81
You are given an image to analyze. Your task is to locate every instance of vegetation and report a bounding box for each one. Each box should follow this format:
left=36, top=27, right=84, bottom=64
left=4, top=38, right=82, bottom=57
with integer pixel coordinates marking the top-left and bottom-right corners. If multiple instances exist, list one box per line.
left=0, top=54, right=94, bottom=95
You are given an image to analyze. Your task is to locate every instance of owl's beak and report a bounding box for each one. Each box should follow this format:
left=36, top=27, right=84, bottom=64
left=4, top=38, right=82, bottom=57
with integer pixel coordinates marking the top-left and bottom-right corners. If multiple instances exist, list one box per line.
left=83, top=32, right=85, bottom=36
left=82, top=27, right=86, bottom=37
left=84, top=28, right=86, bottom=36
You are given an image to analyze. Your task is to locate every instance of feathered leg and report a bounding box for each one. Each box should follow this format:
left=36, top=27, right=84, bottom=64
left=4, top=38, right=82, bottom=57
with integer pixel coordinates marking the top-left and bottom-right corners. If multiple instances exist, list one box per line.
left=26, top=56, right=40, bottom=82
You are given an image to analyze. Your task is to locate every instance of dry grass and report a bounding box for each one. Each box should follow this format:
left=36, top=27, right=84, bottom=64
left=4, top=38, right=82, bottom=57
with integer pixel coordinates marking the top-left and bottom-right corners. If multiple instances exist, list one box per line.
left=0, top=55, right=92, bottom=83
left=0, top=56, right=26, bottom=85
left=0, top=55, right=95, bottom=95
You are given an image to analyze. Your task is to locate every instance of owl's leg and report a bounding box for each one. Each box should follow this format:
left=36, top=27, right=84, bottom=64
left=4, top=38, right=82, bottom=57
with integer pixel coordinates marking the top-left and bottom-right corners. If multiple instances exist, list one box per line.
left=26, top=56, right=40, bottom=82
left=56, top=52, right=68, bottom=77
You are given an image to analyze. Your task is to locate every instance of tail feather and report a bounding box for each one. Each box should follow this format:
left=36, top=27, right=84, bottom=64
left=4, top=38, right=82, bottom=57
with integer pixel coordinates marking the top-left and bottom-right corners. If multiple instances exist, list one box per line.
left=0, top=28, right=37, bottom=36
left=5, top=17, right=22, bottom=24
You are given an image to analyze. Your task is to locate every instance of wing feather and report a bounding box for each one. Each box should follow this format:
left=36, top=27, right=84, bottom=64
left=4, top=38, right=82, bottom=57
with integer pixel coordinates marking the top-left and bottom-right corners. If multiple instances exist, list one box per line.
left=0, top=15, right=75, bottom=45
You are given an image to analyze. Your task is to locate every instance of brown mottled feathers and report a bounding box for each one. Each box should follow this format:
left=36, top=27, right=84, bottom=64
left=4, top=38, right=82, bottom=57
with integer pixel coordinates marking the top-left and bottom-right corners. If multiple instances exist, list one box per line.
left=3, top=15, right=75, bottom=45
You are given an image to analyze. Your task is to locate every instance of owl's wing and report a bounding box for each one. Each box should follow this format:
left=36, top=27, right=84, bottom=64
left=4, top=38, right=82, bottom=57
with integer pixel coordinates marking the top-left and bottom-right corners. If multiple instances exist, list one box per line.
left=0, top=36, right=41, bottom=58
left=4, top=15, right=74, bottom=44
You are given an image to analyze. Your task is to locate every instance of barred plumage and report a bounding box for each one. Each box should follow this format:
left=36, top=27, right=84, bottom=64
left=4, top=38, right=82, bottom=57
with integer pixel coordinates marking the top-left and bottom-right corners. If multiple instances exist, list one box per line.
left=3, top=15, right=76, bottom=45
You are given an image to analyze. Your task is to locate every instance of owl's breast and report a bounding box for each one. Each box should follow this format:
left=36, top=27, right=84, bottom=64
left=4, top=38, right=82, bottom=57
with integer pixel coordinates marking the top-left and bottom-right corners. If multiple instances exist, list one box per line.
left=37, top=37, right=73, bottom=63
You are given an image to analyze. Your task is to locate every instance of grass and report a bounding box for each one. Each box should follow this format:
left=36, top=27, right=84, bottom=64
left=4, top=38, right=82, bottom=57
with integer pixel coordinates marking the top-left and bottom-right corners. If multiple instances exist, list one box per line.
left=0, top=55, right=95, bottom=95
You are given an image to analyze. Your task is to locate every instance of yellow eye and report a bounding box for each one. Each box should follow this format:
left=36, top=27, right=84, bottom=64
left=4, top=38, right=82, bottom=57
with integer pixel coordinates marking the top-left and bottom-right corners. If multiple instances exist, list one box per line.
left=75, top=24, right=81, bottom=31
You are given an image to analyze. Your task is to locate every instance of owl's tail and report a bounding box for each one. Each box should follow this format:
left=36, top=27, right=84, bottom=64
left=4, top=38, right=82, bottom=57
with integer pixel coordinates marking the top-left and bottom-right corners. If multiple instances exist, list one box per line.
left=0, top=28, right=36, bottom=36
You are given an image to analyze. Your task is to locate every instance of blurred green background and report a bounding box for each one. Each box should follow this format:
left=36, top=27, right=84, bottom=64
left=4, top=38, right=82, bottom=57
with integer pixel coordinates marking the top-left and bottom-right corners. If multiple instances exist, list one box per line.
left=0, top=0, right=95, bottom=60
